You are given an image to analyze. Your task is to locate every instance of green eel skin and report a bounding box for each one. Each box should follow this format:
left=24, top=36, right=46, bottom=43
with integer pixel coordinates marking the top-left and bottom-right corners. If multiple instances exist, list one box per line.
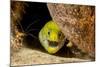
left=39, top=21, right=66, bottom=54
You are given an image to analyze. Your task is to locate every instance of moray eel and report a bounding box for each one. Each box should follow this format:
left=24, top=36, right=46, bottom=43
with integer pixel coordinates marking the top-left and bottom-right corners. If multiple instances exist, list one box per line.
left=39, top=21, right=66, bottom=54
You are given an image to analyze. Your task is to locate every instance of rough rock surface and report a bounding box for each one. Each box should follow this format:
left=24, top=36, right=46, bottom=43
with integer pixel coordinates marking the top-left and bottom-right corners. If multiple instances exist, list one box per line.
left=11, top=47, right=90, bottom=66
left=47, top=4, right=95, bottom=58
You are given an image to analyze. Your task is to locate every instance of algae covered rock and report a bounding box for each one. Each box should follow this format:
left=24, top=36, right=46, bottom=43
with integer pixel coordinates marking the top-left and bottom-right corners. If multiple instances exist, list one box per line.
left=47, top=3, right=95, bottom=58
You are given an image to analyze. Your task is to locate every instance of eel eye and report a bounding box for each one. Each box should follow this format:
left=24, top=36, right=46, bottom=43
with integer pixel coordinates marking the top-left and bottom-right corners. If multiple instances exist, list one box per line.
left=48, top=31, right=50, bottom=35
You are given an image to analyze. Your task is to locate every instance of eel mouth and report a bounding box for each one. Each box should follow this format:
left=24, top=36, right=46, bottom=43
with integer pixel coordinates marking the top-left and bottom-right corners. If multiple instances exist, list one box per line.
left=48, top=40, right=58, bottom=47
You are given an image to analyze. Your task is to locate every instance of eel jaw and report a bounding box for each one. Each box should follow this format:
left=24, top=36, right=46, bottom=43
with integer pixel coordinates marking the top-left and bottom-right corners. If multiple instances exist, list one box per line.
left=42, top=38, right=66, bottom=54
left=48, top=40, right=58, bottom=47
left=45, top=40, right=60, bottom=54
